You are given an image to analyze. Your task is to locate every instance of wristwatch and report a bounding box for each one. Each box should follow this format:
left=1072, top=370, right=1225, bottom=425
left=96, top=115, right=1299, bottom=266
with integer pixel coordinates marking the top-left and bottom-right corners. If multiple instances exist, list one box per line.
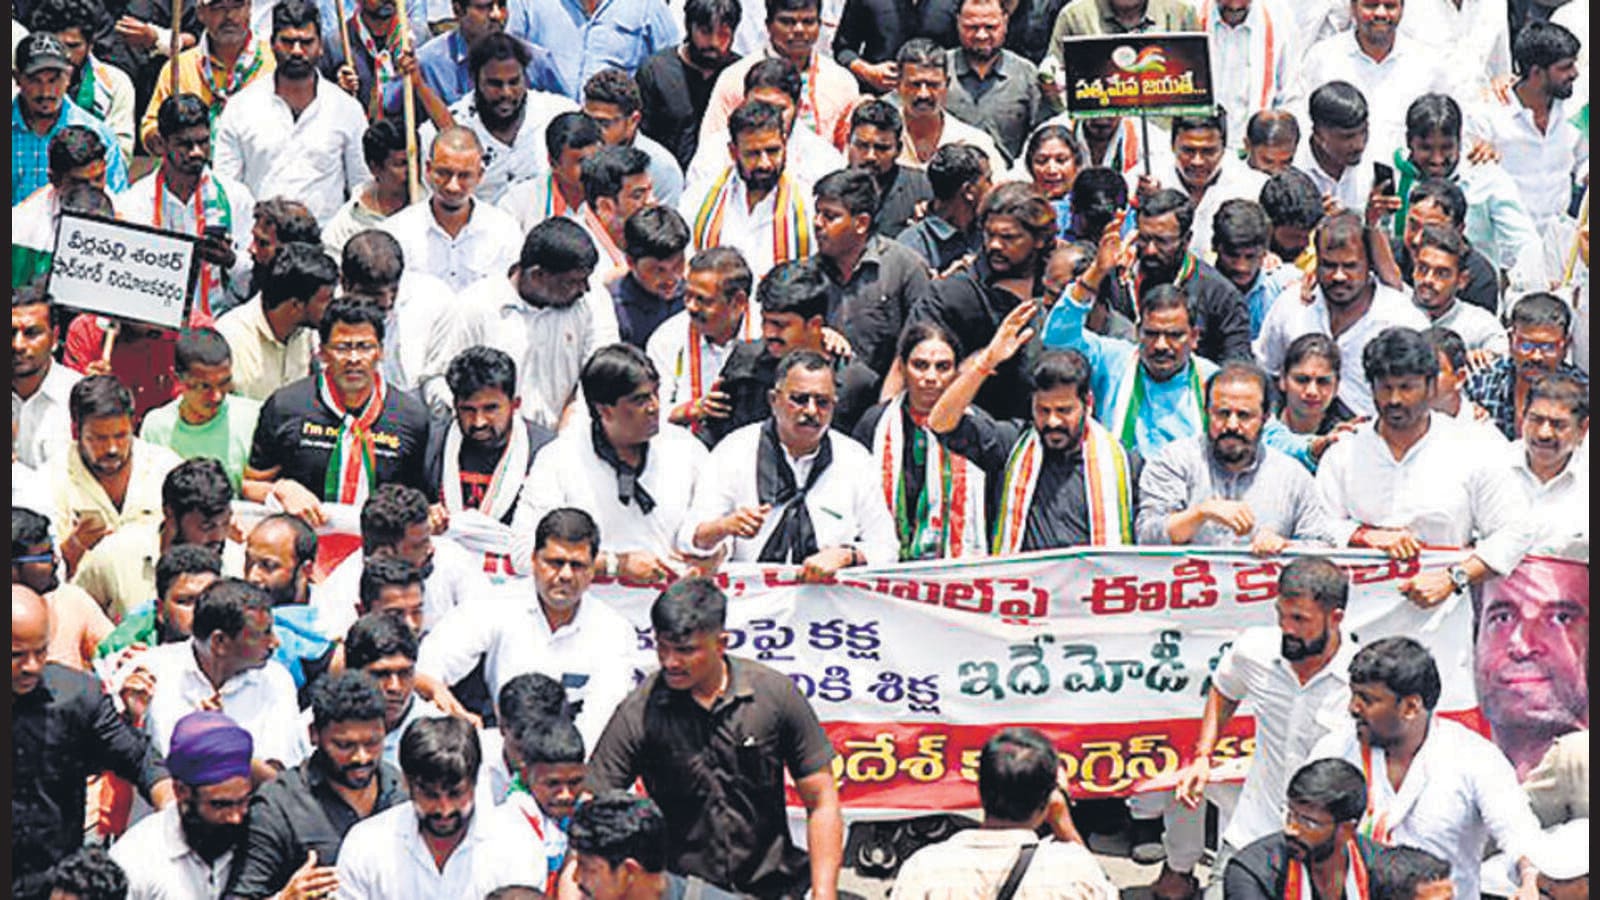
left=1447, top=566, right=1471, bottom=595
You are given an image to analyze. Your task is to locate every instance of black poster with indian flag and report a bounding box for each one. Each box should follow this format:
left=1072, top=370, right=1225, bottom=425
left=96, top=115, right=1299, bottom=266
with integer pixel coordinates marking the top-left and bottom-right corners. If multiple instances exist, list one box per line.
left=1061, top=33, right=1215, bottom=119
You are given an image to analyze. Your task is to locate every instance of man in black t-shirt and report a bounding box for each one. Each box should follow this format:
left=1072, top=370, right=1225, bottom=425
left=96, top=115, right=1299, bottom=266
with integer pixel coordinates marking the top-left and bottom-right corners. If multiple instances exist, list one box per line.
left=423, top=346, right=555, bottom=527
left=243, top=300, right=433, bottom=525
left=634, top=0, right=742, bottom=169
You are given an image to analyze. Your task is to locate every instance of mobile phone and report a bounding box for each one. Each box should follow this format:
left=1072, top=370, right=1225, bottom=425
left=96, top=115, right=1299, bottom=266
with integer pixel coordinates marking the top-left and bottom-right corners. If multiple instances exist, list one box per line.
left=202, top=224, right=229, bottom=243
left=1373, top=162, right=1396, bottom=197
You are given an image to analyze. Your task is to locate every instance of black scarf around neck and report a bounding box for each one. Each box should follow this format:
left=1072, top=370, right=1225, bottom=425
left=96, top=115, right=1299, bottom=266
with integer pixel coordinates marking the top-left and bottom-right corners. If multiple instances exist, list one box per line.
left=755, top=418, right=833, bottom=563
left=591, top=420, right=656, bottom=514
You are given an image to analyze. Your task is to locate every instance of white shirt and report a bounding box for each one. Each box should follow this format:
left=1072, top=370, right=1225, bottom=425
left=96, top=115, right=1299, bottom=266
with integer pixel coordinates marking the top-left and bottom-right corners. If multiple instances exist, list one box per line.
left=440, top=275, right=621, bottom=431
left=420, top=89, right=577, bottom=206
left=646, top=308, right=759, bottom=416
left=114, top=168, right=256, bottom=305
left=109, top=804, right=235, bottom=900
left=1507, top=441, right=1588, bottom=561
left=1465, top=94, right=1588, bottom=225
left=12, top=360, right=81, bottom=469
left=686, top=122, right=846, bottom=191
left=1455, top=159, right=1545, bottom=277
left=417, top=589, right=637, bottom=752
left=213, top=76, right=370, bottom=223
left=492, top=792, right=566, bottom=890
left=897, top=113, right=1010, bottom=177
left=501, top=173, right=584, bottom=235
left=314, top=535, right=492, bottom=639
left=381, top=199, right=522, bottom=293
left=1295, top=31, right=1454, bottom=154
left=1315, top=413, right=1536, bottom=573
left=384, top=694, right=448, bottom=769
left=1253, top=282, right=1430, bottom=416
left=508, top=424, right=708, bottom=572
left=1204, top=0, right=1299, bottom=148
left=1210, top=626, right=1357, bottom=850
left=676, top=169, right=793, bottom=283
left=1270, top=0, right=1346, bottom=65
left=141, top=640, right=310, bottom=768
left=212, top=296, right=317, bottom=402
left=1397, top=0, right=1510, bottom=93
left=1550, top=0, right=1588, bottom=108
left=1430, top=300, right=1508, bottom=355
left=678, top=423, right=900, bottom=564
left=1292, top=141, right=1375, bottom=213
left=1308, top=717, right=1542, bottom=899
left=381, top=269, right=457, bottom=392
left=889, top=830, right=1117, bottom=899
left=1135, top=154, right=1268, bottom=258
left=336, top=800, right=542, bottom=900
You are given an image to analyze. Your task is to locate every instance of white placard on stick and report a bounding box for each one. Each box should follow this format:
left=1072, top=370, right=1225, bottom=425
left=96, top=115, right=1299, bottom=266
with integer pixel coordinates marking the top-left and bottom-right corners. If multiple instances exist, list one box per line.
left=46, top=210, right=199, bottom=330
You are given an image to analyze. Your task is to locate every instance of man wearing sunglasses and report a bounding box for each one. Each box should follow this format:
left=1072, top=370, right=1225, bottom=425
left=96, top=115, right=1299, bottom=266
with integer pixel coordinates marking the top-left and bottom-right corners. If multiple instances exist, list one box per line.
left=1467, top=291, right=1588, bottom=441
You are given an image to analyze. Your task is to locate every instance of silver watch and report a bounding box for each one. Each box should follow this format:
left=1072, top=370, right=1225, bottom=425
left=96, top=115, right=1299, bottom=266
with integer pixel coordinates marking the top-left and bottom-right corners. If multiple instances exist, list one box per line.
left=1448, top=566, right=1471, bottom=595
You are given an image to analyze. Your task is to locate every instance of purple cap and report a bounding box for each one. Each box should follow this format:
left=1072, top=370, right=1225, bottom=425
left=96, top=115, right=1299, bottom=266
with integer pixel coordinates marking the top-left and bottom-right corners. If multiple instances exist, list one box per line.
left=167, top=710, right=254, bottom=786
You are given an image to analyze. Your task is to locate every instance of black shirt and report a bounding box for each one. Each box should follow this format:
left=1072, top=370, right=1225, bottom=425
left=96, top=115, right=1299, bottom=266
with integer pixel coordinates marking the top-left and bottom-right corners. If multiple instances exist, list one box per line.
left=1391, top=234, right=1501, bottom=314
left=613, top=272, right=686, bottom=350
left=423, top=417, right=557, bottom=525
left=13, top=664, right=170, bottom=900
left=705, top=341, right=879, bottom=448
left=636, top=47, right=736, bottom=169
left=909, top=257, right=1040, bottom=421
left=225, top=755, right=408, bottom=899
left=587, top=656, right=838, bottom=899
left=820, top=235, right=932, bottom=377
left=1224, top=832, right=1383, bottom=900
left=896, top=213, right=980, bottom=274
left=1099, top=258, right=1254, bottom=364
left=249, top=376, right=435, bottom=501
left=941, top=413, right=1143, bottom=550
left=873, top=166, right=935, bottom=240
left=832, top=0, right=919, bottom=88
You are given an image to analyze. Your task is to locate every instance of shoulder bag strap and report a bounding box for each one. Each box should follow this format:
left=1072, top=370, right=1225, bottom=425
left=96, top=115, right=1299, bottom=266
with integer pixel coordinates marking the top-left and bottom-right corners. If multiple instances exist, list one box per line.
left=995, top=842, right=1040, bottom=900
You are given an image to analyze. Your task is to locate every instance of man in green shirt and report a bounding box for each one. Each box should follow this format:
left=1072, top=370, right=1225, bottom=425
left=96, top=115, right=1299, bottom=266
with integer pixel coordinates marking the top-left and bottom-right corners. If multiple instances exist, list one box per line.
left=139, top=326, right=262, bottom=495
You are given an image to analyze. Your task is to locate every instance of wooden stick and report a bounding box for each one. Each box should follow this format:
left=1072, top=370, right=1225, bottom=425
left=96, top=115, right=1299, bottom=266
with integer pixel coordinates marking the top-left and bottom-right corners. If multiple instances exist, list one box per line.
left=169, top=0, right=183, bottom=97
left=1563, top=185, right=1589, bottom=285
left=100, top=318, right=120, bottom=366
left=393, top=0, right=421, bottom=203
left=338, top=0, right=356, bottom=88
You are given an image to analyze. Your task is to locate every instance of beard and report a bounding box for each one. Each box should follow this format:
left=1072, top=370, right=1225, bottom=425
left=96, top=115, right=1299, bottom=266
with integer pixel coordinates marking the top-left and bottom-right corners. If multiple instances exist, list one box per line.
left=419, top=806, right=470, bottom=838
left=739, top=163, right=781, bottom=193
left=686, top=41, right=732, bottom=71
left=181, top=804, right=247, bottom=862
left=1209, top=430, right=1257, bottom=467
left=1282, top=627, right=1330, bottom=661
left=156, top=614, right=190, bottom=644
left=261, top=574, right=301, bottom=607
left=1287, top=833, right=1338, bottom=863
left=476, top=92, right=523, bottom=132
left=277, top=56, right=317, bottom=79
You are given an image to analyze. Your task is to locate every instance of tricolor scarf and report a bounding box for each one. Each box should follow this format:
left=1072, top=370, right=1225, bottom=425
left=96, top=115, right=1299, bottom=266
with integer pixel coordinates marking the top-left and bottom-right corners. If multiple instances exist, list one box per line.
left=870, top=394, right=986, bottom=560
left=72, top=59, right=116, bottom=124
left=441, top=418, right=531, bottom=522
left=672, top=308, right=757, bottom=431
left=1198, top=0, right=1280, bottom=115
left=351, top=12, right=404, bottom=120
left=318, top=370, right=388, bottom=505
left=199, top=34, right=268, bottom=123
left=1119, top=252, right=1199, bottom=315
left=154, top=167, right=233, bottom=321
left=993, top=419, right=1133, bottom=555
left=11, top=184, right=58, bottom=288
left=1280, top=838, right=1372, bottom=900
left=691, top=166, right=812, bottom=263
left=1108, top=356, right=1207, bottom=451
left=1080, top=118, right=1143, bottom=175
left=543, top=172, right=573, bottom=221
left=1356, top=740, right=1400, bottom=846
left=581, top=205, right=628, bottom=284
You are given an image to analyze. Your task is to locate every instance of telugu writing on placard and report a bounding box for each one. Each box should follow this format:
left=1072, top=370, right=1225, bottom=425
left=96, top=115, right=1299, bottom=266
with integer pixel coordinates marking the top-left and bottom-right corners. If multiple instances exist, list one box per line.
left=1061, top=33, right=1216, bottom=119
left=48, top=211, right=198, bottom=330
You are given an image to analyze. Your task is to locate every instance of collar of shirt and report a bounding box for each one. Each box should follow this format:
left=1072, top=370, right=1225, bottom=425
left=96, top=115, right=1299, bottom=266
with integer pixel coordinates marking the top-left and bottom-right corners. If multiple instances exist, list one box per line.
left=526, top=595, right=599, bottom=642
left=1508, top=440, right=1581, bottom=491
left=951, top=49, right=1012, bottom=82
left=921, top=213, right=960, bottom=241
left=1096, top=0, right=1156, bottom=29
left=650, top=653, right=759, bottom=712
left=447, top=29, right=469, bottom=65
left=244, top=296, right=296, bottom=349
left=1269, top=628, right=1357, bottom=685
left=155, top=638, right=267, bottom=700
left=11, top=95, right=69, bottom=135
left=13, top=358, right=79, bottom=407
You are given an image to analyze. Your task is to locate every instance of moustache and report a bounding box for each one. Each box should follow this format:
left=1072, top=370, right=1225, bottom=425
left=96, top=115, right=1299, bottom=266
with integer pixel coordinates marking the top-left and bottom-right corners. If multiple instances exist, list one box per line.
left=795, top=414, right=821, bottom=427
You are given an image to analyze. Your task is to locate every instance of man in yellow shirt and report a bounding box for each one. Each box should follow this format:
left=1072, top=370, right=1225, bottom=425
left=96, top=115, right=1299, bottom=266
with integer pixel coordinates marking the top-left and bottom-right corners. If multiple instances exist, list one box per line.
left=139, top=0, right=274, bottom=152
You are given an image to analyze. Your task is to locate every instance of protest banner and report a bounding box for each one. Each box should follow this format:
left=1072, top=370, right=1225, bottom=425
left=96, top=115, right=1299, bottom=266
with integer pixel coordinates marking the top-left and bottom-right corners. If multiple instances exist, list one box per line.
left=1061, top=33, right=1215, bottom=120
left=47, top=210, right=199, bottom=330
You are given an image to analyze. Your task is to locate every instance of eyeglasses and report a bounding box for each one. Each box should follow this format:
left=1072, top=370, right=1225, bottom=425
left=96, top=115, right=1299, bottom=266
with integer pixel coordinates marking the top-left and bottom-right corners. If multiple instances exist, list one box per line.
left=783, top=391, right=836, bottom=411
left=1514, top=338, right=1563, bottom=355
left=325, top=341, right=381, bottom=358
left=1284, top=807, right=1335, bottom=831
left=13, top=552, right=55, bottom=564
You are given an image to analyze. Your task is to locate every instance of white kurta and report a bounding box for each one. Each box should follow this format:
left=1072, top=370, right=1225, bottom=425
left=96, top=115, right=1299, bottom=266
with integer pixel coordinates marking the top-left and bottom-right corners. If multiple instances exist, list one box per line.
left=381, top=199, right=522, bottom=293
left=212, top=77, right=370, bottom=223
left=109, top=804, right=235, bottom=900
left=1507, top=441, right=1588, bottom=561
left=313, top=535, right=492, bottom=638
left=335, top=801, right=542, bottom=900
left=12, top=361, right=81, bottom=469
left=419, top=89, right=577, bottom=206
left=141, top=639, right=310, bottom=768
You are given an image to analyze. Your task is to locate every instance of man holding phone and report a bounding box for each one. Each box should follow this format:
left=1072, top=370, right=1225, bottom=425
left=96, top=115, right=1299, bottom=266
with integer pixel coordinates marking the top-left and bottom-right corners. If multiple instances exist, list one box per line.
left=116, top=92, right=256, bottom=326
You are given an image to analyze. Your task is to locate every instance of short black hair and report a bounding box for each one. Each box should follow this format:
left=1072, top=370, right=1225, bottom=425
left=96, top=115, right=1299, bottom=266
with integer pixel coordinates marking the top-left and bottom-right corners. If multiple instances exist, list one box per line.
left=498, top=672, right=573, bottom=729
left=316, top=296, right=387, bottom=344
left=813, top=167, right=880, bottom=222
left=1407, top=178, right=1467, bottom=229
left=255, top=198, right=321, bottom=247
left=981, top=180, right=1056, bottom=245
left=1212, top=199, right=1271, bottom=253
left=1527, top=371, right=1589, bottom=422
left=580, top=145, right=652, bottom=207
left=399, top=715, right=482, bottom=787
left=758, top=257, right=830, bottom=320
left=446, top=345, right=518, bottom=401
left=764, top=0, right=819, bottom=20
left=468, top=31, right=531, bottom=80
left=310, top=670, right=387, bottom=730
left=156, top=92, right=210, bottom=137
left=1423, top=325, right=1468, bottom=373
left=1309, top=81, right=1368, bottom=129
left=1171, top=109, right=1227, bottom=147
left=1141, top=188, right=1195, bottom=236
left=1029, top=349, right=1092, bottom=399
left=506, top=715, right=585, bottom=766
left=162, top=458, right=232, bottom=520
left=255, top=513, right=318, bottom=568
left=1362, top=327, right=1439, bottom=386
left=28, top=0, right=100, bottom=34
left=1513, top=20, right=1580, bottom=76
left=174, top=327, right=232, bottom=374
left=1405, top=93, right=1462, bottom=142
left=977, top=727, right=1059, bottom=821
left=1413, top=223, right=1466, bottom=268
left=359, top=555, right=424, bottom=609
left=193, top=577, right=273, bottom=641
left=1260, top=168, right=1325, bottom=230
left=1349, top=636, right=1442, bottom=711
left=1070, top=166, right=1128, bottom=237
left=342, top=230, right=405, bottom=289
left=1246, top=109, right=1299, bottom=148
left=156, top=544, right=224, bottom=602
left=345, top=610, right=419, bottom=669
left=270, top=0, right=320, bottom=36
left=728, top=99, right=787, bottom=143
left=12, top=282, right=52, bottom=311
left=47, top=847, right=127, bottom=900
left=69, top=375, right=134, bottom=426
left=533, top=507, right=601, bottom=558
left=582, top=343, right=659, bottom=419
left=688, top=247, right=754, bottom=301
left=1509, top=291, right=1572, bottom=334
left=11, top=507, right=50, bottom=554
left=622, top=205, right=690, bottom=261
left=568, top=791, right=669, bottom=872
left=1370, top=845, right=1453, bottom=900
left=850, top=99, right=902, bottom=138
left=362, top=117, right=409, bottom=171
left=1138, top=282, right=1196, bottom=323
left=545, top=111, right=605, bottom=161
left=1285, top=758, right=1367, bottom=823
left=48, top=125, right=105, bottom=177
left=651, top=576, right=727, bottom=642
left=262, top=242, right=338, bottom=313
left=685, top=0, right=741, bottom=31
left=927, top=143, right=989, bottom=202
left=745, top=57, right=802, bottom=101
left=520, top=216, right=600, bottom=274
left=1315, top=211, right=1369, bottom=258
left=896, top=36, right=946, bottom=70
left=774, top=348, right=834, bottom=388
left=360, top=484, right=430, bottom=555
left=1278, top=556, right=1348, bottom=612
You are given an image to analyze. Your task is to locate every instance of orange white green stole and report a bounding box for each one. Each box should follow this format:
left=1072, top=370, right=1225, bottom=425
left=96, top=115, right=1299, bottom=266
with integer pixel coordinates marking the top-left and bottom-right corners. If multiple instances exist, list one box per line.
left=993, top=418, right=1133, bottom=554
left=691, top=166, right=811, bottom=263
left=871, top=394, right=987, bottom=560
left=318, top=371, right=387, bottom=504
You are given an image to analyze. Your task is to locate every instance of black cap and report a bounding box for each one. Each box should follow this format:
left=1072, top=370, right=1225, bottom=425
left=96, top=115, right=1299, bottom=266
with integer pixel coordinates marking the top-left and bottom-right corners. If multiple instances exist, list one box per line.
left=16, top=33, right=73, bottom=75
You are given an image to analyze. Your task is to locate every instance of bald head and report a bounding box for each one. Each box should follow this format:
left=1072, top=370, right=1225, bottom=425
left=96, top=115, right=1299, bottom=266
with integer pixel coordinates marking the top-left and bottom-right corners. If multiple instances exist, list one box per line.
left=432, top=126, right=485, bottom=161
left=13, top=584, right=50, bottom=695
